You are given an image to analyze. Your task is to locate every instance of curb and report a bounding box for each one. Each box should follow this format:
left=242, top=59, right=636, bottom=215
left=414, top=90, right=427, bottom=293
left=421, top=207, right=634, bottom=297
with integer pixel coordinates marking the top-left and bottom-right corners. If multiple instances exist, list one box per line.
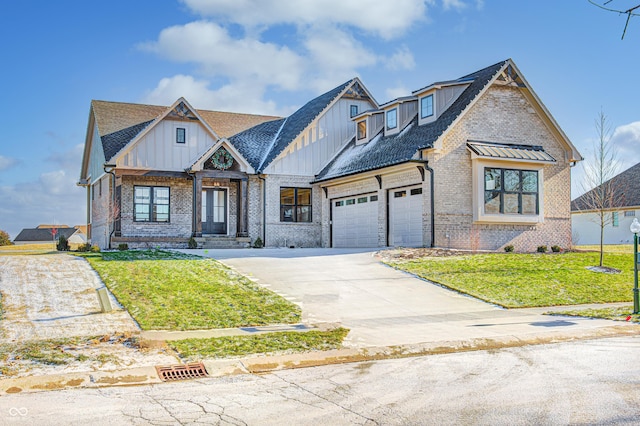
left=2, top=323, right=638, bottom=396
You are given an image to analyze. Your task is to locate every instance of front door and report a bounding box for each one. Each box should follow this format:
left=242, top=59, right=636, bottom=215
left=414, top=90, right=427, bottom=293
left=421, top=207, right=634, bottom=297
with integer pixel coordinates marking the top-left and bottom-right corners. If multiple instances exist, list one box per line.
left=202, top=188, right=227, bottom=234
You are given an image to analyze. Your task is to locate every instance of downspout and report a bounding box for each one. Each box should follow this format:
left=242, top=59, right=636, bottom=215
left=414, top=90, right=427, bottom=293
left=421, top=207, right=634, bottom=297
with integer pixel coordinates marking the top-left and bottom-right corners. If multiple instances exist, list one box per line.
left=424, top=160, right=435, bottom=248
left=103, top=164, right=117, bottom=250
left=258, top=174, right=267, bottom=246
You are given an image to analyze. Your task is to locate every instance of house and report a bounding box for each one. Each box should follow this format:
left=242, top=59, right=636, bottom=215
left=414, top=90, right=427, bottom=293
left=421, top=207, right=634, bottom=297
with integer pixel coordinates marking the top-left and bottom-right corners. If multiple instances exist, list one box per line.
left=571, top=162, right=640, bottom=245
left=79, top=58, right=582, bottom=251
left=14, top=225, right=86, bottom=245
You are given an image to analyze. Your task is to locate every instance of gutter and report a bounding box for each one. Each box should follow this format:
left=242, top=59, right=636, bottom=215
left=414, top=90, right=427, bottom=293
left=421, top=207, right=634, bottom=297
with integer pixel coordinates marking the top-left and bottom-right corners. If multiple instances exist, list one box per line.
left=258, top=174, right=267, bottom=246
left=423, top=160, right=435, bottom=248
left=186, top=169, right=197, bottom=237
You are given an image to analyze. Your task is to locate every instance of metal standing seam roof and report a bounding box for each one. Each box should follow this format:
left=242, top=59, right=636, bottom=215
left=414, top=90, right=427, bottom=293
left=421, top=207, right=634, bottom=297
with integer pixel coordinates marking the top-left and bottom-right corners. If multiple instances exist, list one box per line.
left=466, top=141, right=556, bottom=163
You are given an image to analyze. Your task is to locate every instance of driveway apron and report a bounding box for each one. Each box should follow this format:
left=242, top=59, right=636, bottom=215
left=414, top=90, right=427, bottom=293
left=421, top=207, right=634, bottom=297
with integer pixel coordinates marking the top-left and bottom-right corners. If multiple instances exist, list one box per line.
left=187, top=248, right=623, bottom=348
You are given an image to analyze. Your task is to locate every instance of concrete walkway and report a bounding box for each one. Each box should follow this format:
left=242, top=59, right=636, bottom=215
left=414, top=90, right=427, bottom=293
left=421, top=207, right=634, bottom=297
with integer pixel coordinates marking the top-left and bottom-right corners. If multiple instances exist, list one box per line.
left=178, top=248, right=639, bottom=348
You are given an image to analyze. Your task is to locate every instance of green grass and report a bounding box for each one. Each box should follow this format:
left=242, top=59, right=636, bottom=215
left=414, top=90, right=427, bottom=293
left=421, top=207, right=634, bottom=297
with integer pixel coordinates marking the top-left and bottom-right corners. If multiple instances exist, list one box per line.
left=168, top=328, right=350, bottom=360
left=83, top=250, right=301, bottom=330
left=574, top=244, right=633, bottom=253
left=551, top=306, right=640, bottom=322
left=387, top=252, right=634, bottom=308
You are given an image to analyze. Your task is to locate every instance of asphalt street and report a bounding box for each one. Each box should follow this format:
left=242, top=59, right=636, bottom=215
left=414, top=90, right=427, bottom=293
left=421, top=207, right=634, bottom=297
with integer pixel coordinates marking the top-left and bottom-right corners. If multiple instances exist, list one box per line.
left=3, top=335, right=640, bottom=425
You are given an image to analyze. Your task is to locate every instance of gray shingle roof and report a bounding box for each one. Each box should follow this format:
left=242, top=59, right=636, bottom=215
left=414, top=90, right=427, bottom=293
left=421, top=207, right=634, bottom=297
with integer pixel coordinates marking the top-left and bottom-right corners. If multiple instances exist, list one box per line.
left=229, top=79, right=354, bottom=172
left=571, top=162, right=640, bottom=211
left=314, top=60, right=507, bottom=182
left=14, top=228, right=78, bottom=242
left=102, top=120, right=154, bottom=162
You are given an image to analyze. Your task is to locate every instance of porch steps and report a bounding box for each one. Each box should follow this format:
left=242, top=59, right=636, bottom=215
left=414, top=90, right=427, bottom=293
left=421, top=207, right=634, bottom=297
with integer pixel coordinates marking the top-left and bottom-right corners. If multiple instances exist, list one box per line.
left=198, top=236, right=251, bottom=249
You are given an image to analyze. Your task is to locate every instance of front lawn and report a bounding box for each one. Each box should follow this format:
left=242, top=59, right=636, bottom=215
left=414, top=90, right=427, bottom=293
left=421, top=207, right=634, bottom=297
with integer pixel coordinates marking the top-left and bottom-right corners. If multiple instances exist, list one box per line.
left=387, top=251, right=634, bottom=308
left=83, top=250, right=301, bottom=330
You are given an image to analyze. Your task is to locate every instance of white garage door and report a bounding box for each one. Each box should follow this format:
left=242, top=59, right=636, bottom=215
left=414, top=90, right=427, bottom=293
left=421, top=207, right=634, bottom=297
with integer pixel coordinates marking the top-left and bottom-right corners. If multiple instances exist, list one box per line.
left=389, top=186, right=424, bottom=247
left=332, top=193, right=379, bottom=248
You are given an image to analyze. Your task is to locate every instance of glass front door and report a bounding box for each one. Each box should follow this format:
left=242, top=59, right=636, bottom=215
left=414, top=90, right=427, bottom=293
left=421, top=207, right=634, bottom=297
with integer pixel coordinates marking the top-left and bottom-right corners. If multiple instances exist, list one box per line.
left=202, top=188, right=227, bottom=234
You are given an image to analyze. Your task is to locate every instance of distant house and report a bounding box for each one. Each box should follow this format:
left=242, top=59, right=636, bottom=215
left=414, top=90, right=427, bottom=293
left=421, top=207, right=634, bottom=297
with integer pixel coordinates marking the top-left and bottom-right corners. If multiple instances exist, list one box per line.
left=79, top=58, right=581, bottom=251
left=14, top=226, right=86, bottom=245
left=571, top=162, right=640, bottom=245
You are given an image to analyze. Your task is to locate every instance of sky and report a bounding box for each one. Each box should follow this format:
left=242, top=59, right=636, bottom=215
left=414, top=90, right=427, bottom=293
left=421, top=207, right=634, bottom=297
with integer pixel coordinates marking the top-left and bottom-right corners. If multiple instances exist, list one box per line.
left=1, top=0, right=639, bottom=239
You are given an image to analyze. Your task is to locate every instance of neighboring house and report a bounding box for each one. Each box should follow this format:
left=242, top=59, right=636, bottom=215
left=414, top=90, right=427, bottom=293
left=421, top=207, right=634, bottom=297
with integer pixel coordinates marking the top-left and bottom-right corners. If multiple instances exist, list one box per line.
left=14, top=226, right=86, bottom=245
left=79, top=58, right=582, bottom=251
left=571, top=162, right=640, bottom=245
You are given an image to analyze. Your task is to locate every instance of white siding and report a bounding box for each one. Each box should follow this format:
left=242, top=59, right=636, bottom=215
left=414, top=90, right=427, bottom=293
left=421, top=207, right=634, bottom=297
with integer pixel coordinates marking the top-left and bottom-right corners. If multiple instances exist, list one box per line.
left=572, top=210, right=637, bottom=245
left=89, top=125, right=106, bottom=183
left=117, top=119, right=217, bottom=171
left=436, top=85, right=468, bottom=119
left=265, top=98, right=374, bottom=176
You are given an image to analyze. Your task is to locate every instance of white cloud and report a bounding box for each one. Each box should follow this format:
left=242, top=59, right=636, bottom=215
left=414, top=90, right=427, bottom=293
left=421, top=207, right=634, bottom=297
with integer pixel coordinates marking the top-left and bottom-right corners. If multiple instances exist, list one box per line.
left=140, top=21, right=304, bottom=91
left=0, top=169, right=86, bottom=239
left=384, top=85, right=410, bottom=102
left=443, top=0, right=467, bottom=10
left=384, top=46, right=416, bottom=71
left=181, top=0, right=432, bottom=39
left=141, top=74, right=285, bottom=115
left=611, top=120, right=640, bottom=170
left=0, top=155, right=18, bottom=171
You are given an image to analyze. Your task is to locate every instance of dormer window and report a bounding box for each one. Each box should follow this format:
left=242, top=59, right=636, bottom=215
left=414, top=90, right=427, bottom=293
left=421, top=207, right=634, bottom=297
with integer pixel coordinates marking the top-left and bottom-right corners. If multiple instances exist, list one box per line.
left=357, top=120, right=367, bottom=140
left=350, top=105, right=358, bottom=118
left=176, top=127, right=186, bottom=144
left=386, top=108, right=397, bottom=130
left=420, top=95, right=434, bottom=119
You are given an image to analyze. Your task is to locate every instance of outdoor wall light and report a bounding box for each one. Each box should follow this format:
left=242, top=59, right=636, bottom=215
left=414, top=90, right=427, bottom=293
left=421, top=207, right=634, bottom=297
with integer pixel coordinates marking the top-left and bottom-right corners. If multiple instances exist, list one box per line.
left=631, top=218, right=640, bottom=314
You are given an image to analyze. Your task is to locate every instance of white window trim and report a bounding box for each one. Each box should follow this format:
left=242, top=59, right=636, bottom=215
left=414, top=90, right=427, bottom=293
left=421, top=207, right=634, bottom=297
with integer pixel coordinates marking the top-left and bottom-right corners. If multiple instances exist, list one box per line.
left=418, top=92, right=437, bottom=126
left=356, top=119, right=368, bottom=144
left=386, top=108, right=398, bottom=131
left=471, top=158, right=545, bottom=224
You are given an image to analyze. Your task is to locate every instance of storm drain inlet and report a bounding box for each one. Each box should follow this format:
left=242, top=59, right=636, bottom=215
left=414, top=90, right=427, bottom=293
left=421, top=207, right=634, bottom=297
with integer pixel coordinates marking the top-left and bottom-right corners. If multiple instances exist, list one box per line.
left=156, top=363, right=208, bottom=381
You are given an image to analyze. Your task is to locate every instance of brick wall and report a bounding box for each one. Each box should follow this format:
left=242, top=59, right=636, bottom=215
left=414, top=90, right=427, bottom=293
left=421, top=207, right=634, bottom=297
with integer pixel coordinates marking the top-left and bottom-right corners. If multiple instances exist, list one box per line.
left=263, top=174, right=322, bottom=247
left=431, top=85, right=573, bottom=251
left=119, top=176, right=192, bottom=244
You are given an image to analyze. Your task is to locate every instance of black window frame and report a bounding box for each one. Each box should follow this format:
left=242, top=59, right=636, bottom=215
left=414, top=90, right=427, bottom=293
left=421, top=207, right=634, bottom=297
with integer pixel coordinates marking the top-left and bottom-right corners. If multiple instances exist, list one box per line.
left=176, top=127, right=186, bottom=144
left=484, top=167, right=539, bottom=215
left=280, top=187, right=312, bottom=223
left=420, top=94, right=434, bottom=118
left=134, top=185, right=170, bottom=223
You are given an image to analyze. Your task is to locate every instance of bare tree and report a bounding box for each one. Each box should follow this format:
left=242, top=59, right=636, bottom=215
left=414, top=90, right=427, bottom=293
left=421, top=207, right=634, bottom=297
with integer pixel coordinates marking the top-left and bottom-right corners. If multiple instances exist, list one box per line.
left=588, top=1, right=640, bottom=39
left=576, top=110, right=625, bottom=266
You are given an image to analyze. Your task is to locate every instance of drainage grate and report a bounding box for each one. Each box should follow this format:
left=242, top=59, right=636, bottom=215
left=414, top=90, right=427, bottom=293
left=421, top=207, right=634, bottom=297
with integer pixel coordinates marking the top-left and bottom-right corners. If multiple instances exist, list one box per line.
left=156, top=363, right=208, bottom=381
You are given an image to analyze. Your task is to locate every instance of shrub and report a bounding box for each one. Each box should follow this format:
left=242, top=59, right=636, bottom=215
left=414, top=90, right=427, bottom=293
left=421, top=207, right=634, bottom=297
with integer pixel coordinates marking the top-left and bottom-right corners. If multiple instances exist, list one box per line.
left=0, top=229, right=12, bottom=246
left=188, top=237, right=198, bottom=249
left=537, top=245, right=548, bottom=253
left=551, top=245, right=562, bottom=253
left=117, top=243, right=129, bottom=251
left=56, top=235, right=70, bottom=251
left=90, top=245, right=101, bottom=253
left=504, top=245, right=514, bottom=253
left=77, top=243, right=92, bottom=252
left=253, top=237, right=264, bottom=248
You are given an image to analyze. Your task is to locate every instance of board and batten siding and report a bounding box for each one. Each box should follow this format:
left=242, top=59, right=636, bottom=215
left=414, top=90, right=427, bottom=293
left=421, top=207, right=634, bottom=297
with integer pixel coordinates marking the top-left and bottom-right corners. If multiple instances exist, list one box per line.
left=265, top=98, right=374, bottom=176
left=116, top=119, right=217, bottom=171
left=89, top=125, right=106, bottom=184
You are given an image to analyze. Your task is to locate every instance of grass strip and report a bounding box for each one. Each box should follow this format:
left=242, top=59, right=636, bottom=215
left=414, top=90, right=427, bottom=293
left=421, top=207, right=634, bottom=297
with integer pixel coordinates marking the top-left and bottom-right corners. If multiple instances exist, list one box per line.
left=551, top=305, right=640, bottom=322
left=388, top=252, right=634, bottom=308
left=82, top=250, right=301, bottom=330
left=168, top=328, right=350, bottom=360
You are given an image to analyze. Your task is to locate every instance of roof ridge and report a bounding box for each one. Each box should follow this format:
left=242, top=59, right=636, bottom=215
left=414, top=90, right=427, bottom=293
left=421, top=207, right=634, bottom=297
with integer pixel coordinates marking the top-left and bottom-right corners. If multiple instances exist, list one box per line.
left=257, top=117, right=288, bottom=172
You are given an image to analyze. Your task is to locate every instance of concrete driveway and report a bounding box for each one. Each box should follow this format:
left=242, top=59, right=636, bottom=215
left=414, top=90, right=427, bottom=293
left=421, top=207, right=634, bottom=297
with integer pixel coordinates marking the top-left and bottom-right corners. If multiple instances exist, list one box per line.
left=185, top=248, right=634, bottom=348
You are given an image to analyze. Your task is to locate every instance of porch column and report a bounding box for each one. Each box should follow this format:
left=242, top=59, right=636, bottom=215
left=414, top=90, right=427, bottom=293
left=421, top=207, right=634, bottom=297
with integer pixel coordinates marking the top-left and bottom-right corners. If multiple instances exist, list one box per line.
left=237, top=178, right=248, bottom=237
left=194, top=173, right=203, bottom=237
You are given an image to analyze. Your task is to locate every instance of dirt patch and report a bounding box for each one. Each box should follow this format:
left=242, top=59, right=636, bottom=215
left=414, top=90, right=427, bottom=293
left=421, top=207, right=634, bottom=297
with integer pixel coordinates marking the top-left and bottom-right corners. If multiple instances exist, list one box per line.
left=376, top=248, right=471, bottom=262
left=586, top=266, right=622, bottom=274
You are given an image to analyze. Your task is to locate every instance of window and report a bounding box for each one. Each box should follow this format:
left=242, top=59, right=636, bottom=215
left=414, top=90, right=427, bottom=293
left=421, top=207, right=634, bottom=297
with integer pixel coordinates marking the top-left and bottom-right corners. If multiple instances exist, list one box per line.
left=350, top=105, right=358, bottom=118
left=421, top=94, right=434, bottom=118
left=134, top=186, right=170, bottom=222
left=357, top=197, right=368, bottom=203
left=484, top=168, right=538, bottom=215
left=280, top=187, right=311, bottom=222
left=346, top=199, right=355, bottom=205
left=625, top=211, right=636, bottom=217
left=394, top=190, right=406, bottom=198
left=176, top=128, right=186, bottom=144
left=410, top=188, right=423, bottom=196
left=335, top=200, right=344, bottom=207
left=613, top=211, right=619, bottom=227
left=386, top=108, right=397, bottom=130
left=357, top=120, right=367, bottom=140
left=370, top=195, right=378, bottom=202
